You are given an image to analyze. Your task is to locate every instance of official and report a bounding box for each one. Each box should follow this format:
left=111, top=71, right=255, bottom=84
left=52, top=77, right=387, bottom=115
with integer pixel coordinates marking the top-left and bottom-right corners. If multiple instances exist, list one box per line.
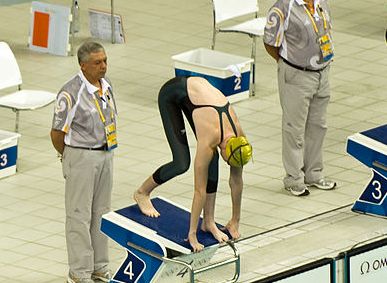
left=263, top=0, right=336, bottom=196
left=51, top=41, right=117, bottom=283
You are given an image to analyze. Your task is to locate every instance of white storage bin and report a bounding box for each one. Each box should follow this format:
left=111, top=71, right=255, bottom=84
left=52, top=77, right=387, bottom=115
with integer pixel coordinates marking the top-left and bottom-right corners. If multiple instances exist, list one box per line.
left=0, top=130, right=21, bottom=179
left=172, top=48, right=253, bottom=103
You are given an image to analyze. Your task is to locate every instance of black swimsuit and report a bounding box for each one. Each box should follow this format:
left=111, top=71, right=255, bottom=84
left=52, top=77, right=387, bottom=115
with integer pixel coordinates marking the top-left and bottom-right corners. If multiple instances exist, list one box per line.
left=152, top=76, right=238, bottom=194
left=183, top=97, right=239, bottom=143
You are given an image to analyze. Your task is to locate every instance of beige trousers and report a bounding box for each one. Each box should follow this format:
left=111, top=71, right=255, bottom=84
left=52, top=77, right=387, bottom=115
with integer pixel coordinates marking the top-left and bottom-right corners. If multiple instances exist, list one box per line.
left=62, top=146, right=113, bottom=279
left=277, top=58, right=331, bottom=187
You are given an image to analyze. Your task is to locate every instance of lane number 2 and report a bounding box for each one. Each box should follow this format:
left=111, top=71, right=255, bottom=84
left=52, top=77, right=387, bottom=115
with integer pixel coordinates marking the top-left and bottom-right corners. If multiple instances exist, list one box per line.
left=234, top=77, right=241, bottom=91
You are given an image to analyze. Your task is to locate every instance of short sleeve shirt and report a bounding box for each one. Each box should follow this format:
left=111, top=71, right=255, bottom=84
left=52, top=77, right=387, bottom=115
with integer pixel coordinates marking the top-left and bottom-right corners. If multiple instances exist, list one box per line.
left=263, top=0, right=333, bottom=70
left=51, top=71, right=117, bottom=148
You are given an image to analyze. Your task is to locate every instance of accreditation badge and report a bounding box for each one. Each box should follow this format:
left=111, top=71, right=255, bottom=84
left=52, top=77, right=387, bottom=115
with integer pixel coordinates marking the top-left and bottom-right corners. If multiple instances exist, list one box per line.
left=105, top=122, right=118, bottom=151
left=319, top=33, right=334, bottom=62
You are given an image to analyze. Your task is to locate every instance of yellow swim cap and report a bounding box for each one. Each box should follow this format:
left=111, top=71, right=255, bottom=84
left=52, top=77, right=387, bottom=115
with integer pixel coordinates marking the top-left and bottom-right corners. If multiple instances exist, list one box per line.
left=225, top=136, right=253, bottom=167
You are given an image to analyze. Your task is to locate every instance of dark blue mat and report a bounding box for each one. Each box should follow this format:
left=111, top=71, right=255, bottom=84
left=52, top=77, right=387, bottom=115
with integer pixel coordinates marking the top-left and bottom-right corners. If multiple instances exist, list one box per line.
left=115, top=197, right=231, bottom=251
left=361, top=124, right=387, bottom=145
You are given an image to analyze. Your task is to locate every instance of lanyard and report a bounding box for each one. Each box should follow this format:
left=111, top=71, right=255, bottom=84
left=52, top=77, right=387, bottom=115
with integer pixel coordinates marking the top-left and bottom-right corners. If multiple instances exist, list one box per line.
left=92, top=89, right=114, bottom=125
left=303, top=4, right=327, bottom=35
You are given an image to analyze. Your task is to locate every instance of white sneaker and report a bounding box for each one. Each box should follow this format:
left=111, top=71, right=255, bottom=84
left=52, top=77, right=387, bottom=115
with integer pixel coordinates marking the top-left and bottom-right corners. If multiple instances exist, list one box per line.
left=307, top=178, right=336, bottom=190
left=67, top=274, right=94, bottom=283
left=284, top=184, right=310, bottom=196
left=92, top=270, right=112, bottom=282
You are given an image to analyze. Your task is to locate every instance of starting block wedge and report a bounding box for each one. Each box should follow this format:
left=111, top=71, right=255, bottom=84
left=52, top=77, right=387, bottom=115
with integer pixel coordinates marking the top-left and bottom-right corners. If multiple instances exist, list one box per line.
left=346, top=124, right=387, bottom=217
left=101, top=196, right=240, bottom=283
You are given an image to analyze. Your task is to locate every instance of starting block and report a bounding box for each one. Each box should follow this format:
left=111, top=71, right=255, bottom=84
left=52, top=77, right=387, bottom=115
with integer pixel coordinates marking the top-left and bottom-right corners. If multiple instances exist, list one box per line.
left=346, top=124, right=387, bottom=217
left=101, top=197, right=240, bottom=283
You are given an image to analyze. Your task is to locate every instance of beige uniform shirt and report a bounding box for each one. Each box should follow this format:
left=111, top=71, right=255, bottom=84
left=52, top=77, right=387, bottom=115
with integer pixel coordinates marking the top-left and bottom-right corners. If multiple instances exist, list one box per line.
left=264, top=0, right=333, bottom=70
left=52, top=71, right=117, bottom=148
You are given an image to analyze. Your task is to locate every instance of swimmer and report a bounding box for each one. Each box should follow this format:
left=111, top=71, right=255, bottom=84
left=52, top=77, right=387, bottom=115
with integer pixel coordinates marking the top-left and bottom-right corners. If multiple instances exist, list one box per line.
left=134, top=76, right=252, bottom=252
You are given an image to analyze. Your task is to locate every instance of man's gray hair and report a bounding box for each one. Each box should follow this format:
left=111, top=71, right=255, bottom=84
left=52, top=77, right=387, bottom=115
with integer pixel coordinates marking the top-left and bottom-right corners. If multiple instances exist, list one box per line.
left=77, top=41, right=105, bottom=64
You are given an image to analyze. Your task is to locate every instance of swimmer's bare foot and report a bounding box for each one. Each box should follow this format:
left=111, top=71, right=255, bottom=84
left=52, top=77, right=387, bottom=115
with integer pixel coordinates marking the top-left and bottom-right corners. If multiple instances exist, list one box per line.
left=201, top=222, right=229, bottom=243
left=188, top=232, right=204, bottom=252
left=225, top=220, right=241, bottom=240
left=133, top=191, right=160, bottom=217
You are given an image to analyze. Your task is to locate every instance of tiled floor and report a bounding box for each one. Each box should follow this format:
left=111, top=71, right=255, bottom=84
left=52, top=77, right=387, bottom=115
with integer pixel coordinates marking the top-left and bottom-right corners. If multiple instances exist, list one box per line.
left=0, top=0, right=386, bottom=282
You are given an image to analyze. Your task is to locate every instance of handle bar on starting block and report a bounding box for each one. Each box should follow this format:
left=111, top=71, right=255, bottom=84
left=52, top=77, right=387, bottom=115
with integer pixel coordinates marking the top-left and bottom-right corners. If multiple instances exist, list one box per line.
left=126, top=240, right=241, bottom=283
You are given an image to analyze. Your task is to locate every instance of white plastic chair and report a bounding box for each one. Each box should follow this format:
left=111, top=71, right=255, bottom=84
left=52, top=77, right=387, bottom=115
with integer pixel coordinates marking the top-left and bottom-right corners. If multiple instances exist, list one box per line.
left=211, top=0, right=266, bottom=96
left=0, top=42, right=56, bottom=132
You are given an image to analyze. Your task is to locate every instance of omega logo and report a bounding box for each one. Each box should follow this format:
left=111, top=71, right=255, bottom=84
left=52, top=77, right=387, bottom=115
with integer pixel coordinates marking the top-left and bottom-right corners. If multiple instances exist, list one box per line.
left=360, top=258, right=387, bottom=275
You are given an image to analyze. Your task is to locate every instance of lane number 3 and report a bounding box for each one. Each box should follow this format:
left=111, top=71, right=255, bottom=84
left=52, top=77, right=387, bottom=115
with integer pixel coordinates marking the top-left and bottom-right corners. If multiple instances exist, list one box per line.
left=0, top=153, right=7, bottom=167
left=371, top=180, right=383, bottom=200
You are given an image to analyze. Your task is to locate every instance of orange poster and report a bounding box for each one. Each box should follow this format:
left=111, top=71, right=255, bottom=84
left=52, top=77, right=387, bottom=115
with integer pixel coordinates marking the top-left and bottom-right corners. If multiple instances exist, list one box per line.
left=32, top=11, right=50, bottom=48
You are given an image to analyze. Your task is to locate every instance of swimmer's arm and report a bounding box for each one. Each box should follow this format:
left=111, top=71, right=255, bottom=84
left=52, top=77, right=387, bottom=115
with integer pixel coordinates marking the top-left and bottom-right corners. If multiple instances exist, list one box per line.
left=227, top=166, right=243, bottom=239
left=189, top=142, right=213, bottom=252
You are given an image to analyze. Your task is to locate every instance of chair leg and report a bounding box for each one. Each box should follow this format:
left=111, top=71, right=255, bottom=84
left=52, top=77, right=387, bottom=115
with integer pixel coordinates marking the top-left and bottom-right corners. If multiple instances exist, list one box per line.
left=14, top=109, right=20, bottom=133
left=70, top=0, right=78, bottom=56
left=250, top=36, right=257, bottom=96
left=211, top=30, right=216, bottom=50
left=111, top=0, right=115, bottom=44
left=13, top=109, right=20, bottom=172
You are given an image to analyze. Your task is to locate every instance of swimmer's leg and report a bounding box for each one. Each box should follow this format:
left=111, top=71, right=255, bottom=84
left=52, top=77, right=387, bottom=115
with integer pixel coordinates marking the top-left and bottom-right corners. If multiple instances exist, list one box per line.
left=134, top=176, right=160, bottom=217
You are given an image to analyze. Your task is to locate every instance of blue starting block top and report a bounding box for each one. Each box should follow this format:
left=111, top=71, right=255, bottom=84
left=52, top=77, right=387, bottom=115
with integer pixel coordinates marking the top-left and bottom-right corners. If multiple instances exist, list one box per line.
left=102, top=197, right=230, bottom=255
left=115, top=197, right=230, bottom=252
left=101, top=197, right=240, bottom=283
left=347, top=124, right=387, bottom=176
left=361, top=124, right=387, bottom=145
